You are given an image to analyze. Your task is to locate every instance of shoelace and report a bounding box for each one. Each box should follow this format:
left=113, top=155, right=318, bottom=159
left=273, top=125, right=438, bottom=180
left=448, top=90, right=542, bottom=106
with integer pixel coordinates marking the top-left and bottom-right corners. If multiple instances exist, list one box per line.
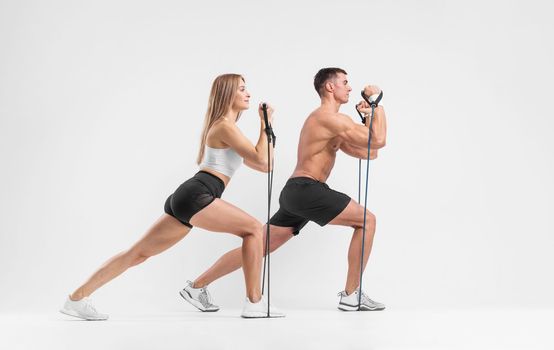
left=83, top=299, right=99, bottom=314
left=187, top=281, right=214, bottom=308
left=337, top=290, right=361, bottom=297
left=198, top=289, right=215, bottom=308
left=187, top=281, right=215, bottom=308
left=337, top=290, right=380, bottom=306
left=360, top=291, right=381, bottom=306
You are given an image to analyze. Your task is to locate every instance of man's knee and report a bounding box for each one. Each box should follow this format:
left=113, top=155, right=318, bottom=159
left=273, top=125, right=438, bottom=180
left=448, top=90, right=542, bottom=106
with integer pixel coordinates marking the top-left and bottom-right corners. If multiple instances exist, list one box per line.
left=360, top=210, right=376, bottom=230
left=367, top=211, right=376, bottom=226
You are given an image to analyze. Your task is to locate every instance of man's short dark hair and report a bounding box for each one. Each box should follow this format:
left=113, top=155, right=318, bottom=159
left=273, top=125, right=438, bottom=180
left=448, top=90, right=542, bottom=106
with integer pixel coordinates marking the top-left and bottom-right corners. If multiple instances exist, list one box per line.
left=314, top=67, right=347, bottom=97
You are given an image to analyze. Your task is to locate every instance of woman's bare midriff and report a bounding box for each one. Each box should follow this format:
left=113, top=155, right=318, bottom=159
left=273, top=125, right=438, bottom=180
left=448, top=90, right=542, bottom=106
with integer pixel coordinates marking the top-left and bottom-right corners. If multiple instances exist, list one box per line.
left=199, top=168, right=230, bottom=188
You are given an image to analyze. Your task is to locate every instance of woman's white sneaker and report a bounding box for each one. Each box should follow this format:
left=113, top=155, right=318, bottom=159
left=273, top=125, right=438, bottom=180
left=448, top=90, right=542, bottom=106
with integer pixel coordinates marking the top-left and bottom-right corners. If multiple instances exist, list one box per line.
left=179, top=280, right=220, bottom=312
left=60, top=296, right=109, bottom=320
left=337, top=289, right=385, bottom=311
left=241, top=296, right=285, bottom=318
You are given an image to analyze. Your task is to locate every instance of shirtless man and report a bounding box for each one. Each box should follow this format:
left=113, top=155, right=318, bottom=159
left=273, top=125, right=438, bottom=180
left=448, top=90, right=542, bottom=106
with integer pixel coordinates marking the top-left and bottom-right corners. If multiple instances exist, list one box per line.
left=180, top=67, right=387, bottom=312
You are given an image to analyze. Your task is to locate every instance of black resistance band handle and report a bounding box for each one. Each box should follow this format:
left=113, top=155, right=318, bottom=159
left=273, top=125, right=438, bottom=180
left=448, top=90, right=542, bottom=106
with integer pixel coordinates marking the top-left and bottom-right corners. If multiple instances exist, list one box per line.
left=356, top=90, right=383, bottom=124
left=261, top=103, right=276, bottom=147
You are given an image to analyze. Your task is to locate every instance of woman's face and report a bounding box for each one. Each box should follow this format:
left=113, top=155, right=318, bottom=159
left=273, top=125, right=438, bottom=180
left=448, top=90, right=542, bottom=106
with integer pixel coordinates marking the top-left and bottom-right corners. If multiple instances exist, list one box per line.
left=232, top=80, right=251, bottom=111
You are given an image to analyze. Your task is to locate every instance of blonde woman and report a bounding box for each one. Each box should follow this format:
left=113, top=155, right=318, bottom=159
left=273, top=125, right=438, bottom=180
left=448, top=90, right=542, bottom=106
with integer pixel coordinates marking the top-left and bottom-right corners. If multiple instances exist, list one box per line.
left=60, top=74, right=284, bottom=319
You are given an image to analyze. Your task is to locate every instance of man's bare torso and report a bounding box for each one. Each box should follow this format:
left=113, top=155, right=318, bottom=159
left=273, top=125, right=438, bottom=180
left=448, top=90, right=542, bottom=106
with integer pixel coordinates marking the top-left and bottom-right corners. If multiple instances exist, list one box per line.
left=291, top=107, right=345, bottom=182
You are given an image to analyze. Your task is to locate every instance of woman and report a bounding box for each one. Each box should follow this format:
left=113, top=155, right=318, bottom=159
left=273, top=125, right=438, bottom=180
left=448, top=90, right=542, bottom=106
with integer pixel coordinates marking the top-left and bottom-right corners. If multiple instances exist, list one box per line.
left=60, top=73, right=283, bottom=319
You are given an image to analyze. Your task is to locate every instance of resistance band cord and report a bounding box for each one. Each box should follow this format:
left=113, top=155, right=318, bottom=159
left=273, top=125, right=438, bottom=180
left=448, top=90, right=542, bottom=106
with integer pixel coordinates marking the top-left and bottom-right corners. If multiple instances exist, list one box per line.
left=355, top=90, right=382, bottom=310
left=261, top=103, right=276, bottom=318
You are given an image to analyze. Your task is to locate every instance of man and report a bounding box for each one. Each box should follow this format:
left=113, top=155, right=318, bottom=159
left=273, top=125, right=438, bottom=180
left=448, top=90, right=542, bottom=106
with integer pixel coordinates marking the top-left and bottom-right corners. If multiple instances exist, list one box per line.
left=180, top=68, right=387, bottom=312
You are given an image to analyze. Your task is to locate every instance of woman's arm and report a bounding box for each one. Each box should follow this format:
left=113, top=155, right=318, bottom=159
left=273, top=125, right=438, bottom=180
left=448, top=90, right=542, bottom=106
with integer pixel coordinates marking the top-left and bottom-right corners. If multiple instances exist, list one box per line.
left=218, top=103, right=274, bottom=172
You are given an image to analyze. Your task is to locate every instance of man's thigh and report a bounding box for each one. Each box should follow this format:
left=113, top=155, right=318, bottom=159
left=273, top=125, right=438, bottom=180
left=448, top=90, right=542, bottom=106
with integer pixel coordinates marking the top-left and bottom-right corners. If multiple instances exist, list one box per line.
left=327, top=199, right=367, bottom=228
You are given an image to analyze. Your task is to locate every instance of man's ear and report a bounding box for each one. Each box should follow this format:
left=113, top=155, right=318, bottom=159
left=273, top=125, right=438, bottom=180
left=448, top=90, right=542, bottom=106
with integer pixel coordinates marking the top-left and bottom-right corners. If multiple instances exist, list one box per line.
left=325, top=81, right=334, bottom=93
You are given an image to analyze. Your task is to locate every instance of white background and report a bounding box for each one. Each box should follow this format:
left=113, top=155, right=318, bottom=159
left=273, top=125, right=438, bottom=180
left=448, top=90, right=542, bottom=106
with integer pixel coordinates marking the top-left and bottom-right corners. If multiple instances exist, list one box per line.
left=1, top=0, right=553, bottom=314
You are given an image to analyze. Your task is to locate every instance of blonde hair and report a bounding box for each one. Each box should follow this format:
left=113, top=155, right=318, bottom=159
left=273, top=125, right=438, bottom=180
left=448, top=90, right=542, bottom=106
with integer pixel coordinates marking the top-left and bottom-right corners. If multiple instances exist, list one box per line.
left=197, top=74, right=244, bottom=164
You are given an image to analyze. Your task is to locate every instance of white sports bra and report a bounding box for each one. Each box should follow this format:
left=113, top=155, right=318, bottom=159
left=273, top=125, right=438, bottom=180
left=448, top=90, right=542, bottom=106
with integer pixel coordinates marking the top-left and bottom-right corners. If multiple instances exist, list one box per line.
left=199, top=146, right=243, bottom=177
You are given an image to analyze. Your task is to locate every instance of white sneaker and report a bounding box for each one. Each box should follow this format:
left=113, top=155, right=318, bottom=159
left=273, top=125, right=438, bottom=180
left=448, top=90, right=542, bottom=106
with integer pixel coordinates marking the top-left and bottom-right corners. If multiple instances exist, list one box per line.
left=338, top=289, right=385, bottom=311
left=241, top=296, right=285, bottom=318
left=179, top=280, right=219, bottom=312
left=60, top=296, right=109, bottom=320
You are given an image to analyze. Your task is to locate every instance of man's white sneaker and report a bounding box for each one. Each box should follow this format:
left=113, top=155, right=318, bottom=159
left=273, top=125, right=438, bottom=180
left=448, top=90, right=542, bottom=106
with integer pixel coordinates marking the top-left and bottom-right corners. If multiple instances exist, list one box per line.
left=241, top=296, right=285, bottom=318
left=59, top=296, right=109, bottom=320
left=179, top=280, right=219, bottom=312
left=338, top=289, right=385, bottom=311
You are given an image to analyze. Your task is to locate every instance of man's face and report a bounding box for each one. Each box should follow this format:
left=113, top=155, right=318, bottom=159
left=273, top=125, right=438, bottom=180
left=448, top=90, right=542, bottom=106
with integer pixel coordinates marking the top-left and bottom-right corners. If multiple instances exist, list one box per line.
left=329, top=73, right=352, bottom=103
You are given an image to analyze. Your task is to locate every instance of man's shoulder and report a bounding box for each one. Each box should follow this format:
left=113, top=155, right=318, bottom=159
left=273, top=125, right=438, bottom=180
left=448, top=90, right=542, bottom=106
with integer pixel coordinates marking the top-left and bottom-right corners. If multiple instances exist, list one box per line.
left=313, top=112, right=351, bottom=129
left=310, top=108, right=349, bottom=121
left=300, top=112, right=352, bottom=139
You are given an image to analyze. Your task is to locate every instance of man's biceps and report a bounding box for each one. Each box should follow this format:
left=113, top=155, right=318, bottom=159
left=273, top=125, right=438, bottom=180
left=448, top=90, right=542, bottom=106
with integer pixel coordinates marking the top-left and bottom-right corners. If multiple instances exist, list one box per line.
left=340, top=129, right=356, bottom=142
left=347, top=130, right=367, bottom=146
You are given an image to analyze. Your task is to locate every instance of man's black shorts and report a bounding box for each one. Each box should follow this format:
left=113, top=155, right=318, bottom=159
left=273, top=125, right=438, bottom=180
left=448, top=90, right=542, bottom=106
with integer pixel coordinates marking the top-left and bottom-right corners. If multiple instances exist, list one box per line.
left=269, top=177, right=351, bottom=235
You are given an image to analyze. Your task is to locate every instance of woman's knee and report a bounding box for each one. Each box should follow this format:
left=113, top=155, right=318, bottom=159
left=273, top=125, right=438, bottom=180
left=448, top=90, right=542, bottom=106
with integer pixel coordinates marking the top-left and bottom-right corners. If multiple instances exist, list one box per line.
left=242, top=219, right=263, bottom=239
left=126, top=249, right=150, bottom=266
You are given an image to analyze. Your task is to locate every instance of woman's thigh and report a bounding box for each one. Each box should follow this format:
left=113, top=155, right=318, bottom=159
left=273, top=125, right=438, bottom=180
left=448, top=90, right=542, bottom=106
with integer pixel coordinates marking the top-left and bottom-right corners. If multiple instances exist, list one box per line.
left=189, top=198, right=261, bottom=237
left=128, top=214, right=191, bottom=257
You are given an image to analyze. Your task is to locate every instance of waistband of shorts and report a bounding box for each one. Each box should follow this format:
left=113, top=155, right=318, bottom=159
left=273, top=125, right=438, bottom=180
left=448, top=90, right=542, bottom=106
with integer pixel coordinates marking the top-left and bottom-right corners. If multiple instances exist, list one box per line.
left=287, top=176, right=325, bottom=185
left=195, top=171, right=225, bottom=194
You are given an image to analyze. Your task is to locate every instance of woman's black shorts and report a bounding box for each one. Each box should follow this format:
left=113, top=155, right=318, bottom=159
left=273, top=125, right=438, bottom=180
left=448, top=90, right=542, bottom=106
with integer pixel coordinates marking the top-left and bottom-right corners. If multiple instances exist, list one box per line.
left=164, top=171, right=225, bottom=228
